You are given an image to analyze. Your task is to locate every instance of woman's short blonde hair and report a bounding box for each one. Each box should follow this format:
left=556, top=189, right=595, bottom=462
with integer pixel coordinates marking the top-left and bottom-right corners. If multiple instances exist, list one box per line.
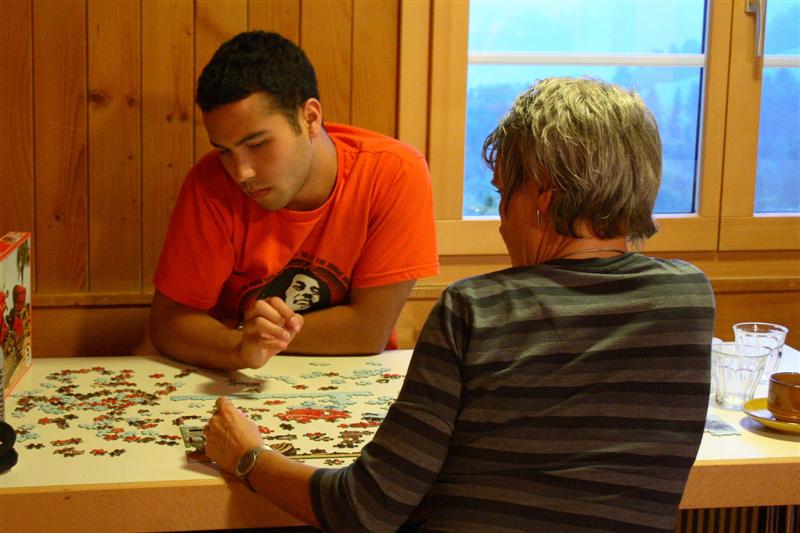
left=482, top=77, right=662, bottom=244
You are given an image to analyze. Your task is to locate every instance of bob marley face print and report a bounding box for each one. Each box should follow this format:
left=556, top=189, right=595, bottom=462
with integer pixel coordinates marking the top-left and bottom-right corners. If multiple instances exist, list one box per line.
left=238, top=256, right=348, bottom=319
left=284, top=273, right=321, bottom=311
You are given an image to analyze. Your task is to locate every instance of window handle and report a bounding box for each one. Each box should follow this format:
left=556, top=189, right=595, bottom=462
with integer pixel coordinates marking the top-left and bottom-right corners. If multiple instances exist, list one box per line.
left=745, top=0, right=768, bottom=58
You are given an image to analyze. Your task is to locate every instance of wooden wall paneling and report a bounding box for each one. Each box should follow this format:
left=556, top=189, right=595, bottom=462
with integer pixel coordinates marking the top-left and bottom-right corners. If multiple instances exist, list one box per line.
left=142, top=0, right=195, bottom=291
left=32, top=0, right=88, bottom=293
left=397, top=0, right=431, bottom=156
left=351, top=0, right=398, bottom=136
left=248, top=0, right=300, bottom=42
left=32, top=305, right=150, bottom=357
left=87, top=0, right=142, bottom=292
left=0, top=0, right=34, bottom=239
left=713, top=289, right=800, bottom=348
left=193, top=0, right=248, bottom=160
left=300, top=0, right=353, bottom=125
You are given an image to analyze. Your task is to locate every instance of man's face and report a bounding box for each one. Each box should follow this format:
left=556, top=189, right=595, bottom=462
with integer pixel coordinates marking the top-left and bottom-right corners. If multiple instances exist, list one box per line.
left=285, top=273, right=320, bottom=311
left=202, top=93, right=317, bottom=211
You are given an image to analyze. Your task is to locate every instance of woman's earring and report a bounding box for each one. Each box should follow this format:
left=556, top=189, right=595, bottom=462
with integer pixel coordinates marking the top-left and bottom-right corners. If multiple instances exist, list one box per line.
left=536, top=209, right=543, bottom=227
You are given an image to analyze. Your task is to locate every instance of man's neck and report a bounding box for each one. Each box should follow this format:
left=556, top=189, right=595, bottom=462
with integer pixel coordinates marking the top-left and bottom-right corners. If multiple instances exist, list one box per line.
left=287, top=127, right=338, bottom=211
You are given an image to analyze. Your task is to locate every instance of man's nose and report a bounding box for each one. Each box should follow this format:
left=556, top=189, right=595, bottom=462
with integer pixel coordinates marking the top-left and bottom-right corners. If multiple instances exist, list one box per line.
left=231, top=154, right=256, bottom=183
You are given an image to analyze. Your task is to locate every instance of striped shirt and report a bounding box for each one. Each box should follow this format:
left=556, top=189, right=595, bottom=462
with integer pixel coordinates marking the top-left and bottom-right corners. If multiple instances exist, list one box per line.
left=311, top=253, right=716, bottom=532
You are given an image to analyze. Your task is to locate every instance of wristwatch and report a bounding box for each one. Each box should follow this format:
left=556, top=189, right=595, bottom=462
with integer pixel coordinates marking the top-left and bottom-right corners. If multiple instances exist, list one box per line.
left=235, top=444, right=269, bottom=492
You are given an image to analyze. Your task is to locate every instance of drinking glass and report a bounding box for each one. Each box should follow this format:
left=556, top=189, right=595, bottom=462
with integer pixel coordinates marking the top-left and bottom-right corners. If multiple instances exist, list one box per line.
left=733, top=322, right=788, bottom=375
left=711, top=342, right=771, bottom=409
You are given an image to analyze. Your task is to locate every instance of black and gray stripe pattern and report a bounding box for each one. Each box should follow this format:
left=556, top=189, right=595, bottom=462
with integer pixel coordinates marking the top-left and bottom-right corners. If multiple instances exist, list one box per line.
left=311, top=253, right=715, bottom=532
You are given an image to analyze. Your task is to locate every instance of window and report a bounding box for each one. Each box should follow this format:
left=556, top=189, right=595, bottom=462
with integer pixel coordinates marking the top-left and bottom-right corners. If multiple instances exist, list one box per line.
left=464, top=0, right=706, bottom=217
left=718, top=0, right=800, bottom=249
left=399, top=0, right=799, bottom=254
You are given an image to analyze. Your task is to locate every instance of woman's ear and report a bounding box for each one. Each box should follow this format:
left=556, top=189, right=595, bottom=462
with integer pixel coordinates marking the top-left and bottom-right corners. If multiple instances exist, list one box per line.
left=536, top=186, right=554, bottom=217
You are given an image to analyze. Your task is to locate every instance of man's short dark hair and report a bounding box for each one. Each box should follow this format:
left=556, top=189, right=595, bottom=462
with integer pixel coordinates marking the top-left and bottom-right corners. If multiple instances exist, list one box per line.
left=196, top=31, right=319, bottom=129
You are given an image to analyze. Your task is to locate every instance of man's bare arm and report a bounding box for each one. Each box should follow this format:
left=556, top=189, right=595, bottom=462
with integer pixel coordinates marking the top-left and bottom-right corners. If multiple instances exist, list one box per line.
left=148, top=291, right=301, bottom=370
left=283, top=279, right=416, bottom=354
left=148, top=279, right=414, bottom=367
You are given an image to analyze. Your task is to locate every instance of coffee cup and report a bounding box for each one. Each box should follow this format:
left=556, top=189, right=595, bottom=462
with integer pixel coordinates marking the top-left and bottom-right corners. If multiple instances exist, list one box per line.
left=767, top=372, right=800, bottom=422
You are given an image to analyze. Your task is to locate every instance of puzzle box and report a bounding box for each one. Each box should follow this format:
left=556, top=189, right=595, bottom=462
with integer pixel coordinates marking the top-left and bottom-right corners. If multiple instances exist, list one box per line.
left=1, top=231, right=33, bottom=410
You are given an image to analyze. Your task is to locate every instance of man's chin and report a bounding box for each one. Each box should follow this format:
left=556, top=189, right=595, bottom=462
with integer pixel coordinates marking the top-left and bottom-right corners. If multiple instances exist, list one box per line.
left=254, top=196, right=287, bottom=211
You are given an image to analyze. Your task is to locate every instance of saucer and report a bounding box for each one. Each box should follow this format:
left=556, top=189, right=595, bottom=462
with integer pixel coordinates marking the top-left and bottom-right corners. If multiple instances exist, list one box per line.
left=742, top=398, right=800, bottom=434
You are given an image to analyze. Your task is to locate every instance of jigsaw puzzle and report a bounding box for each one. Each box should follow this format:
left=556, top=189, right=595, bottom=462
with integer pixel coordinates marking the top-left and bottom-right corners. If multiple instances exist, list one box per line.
left=7, top=354, right=409, bottom=469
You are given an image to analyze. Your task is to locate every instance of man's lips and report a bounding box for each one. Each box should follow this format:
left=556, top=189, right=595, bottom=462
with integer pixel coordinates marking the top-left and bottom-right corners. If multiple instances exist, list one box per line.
left=247, top=186, right=271, bottom=199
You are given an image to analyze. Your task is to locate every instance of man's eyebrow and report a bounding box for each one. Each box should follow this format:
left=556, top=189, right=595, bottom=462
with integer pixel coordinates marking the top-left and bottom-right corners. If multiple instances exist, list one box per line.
left=210, top=130, right=269, bottom=150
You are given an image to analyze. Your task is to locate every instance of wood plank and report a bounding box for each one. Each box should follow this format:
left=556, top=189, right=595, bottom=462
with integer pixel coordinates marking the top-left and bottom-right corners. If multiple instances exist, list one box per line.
left=427, top=0, right=468, bottom=219
left=352, top=0, right=398, bottom=136
left=1, top=480, right=303, bottom=532
left=193, top=0, right=248, bottom=160
left=87, top=0, right=142, bottom=292
left=142, top=0, right=195, bottom=291
left=31, top=305, right=150, bottom=357
left=33, top=0, right=88, bottom=293
left=696, top=0, right=731, bottom=219
left=398, top=0, right=431, bottom=155
left=436, top=215, right=723, bottom=256
left=0, top=0, right=34, bottom=239
left=720, top=216, right=800, bottom=251
left=301, top=0, right=353, bottom=125
left=248, top=0, right=300, bottom=43
left=680, top=461, right=800, bottom=509
left=720, top=1, right=760, bottom=218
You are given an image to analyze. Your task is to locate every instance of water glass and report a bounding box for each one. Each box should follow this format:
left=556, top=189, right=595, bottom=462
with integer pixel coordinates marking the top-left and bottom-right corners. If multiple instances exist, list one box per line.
left=733, top=322, right=788, bottom=375
left=712, top=342, right=771, bottom=409
left=709, top=338, right=724, bottom=395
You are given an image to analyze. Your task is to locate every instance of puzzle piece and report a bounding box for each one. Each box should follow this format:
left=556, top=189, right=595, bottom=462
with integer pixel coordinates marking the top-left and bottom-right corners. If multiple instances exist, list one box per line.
left=704, top=414, right=740, bottom=437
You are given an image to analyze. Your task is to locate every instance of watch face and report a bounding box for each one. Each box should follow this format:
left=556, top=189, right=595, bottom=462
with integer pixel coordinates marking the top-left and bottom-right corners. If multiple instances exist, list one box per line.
left=236, top=449, right=256, bottom=477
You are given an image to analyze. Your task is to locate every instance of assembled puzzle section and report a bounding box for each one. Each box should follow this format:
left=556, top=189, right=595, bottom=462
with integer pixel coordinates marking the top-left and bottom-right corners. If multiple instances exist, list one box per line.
left=1, top=231, right=33, bottom=414
left=3, top=353, right=411, bottom=487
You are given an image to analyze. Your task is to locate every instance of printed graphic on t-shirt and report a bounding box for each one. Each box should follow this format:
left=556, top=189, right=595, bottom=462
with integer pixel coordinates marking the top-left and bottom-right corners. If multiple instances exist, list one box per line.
left=238, top=255, right=349, bottom=318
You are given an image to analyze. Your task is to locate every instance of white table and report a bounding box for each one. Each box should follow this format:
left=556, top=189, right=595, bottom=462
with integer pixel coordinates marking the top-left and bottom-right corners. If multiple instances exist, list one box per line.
left=1, top=348, right=798, bottom=532
left=680, top=345, right=800, bottom=509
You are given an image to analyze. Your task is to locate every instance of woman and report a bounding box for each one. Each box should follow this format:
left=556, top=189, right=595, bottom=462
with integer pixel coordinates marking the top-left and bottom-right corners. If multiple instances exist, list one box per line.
left=204, top=77, right=715, bottom=532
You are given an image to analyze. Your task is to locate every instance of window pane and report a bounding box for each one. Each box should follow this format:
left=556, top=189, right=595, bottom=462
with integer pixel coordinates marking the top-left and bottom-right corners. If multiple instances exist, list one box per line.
left=755, top=68, right=800, bottom=213
left=765, top=0, right=800, bottom=55
left=468, top=0, right=705, bottom=54
left=754, top=1, right=800, bottom=214
left=464, top=65, right=702, bottom=216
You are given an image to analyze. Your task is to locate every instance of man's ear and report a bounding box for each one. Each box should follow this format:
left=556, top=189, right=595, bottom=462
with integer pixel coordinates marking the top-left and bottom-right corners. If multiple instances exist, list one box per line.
left=300, top=98, right=323, bottom=136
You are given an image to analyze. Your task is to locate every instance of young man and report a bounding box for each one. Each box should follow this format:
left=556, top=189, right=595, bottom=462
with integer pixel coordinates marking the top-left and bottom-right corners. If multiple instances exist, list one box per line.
left=147, top=31, right=438, bottom=370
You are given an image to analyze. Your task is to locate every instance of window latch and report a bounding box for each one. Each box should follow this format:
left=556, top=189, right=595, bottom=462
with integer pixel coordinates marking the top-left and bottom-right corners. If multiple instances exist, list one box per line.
left=745, top=0, right=768, bottom=59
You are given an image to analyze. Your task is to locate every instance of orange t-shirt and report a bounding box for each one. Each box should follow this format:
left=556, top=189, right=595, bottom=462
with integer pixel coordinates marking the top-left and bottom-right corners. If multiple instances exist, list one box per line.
left=154, top=123, right=439, bottom=344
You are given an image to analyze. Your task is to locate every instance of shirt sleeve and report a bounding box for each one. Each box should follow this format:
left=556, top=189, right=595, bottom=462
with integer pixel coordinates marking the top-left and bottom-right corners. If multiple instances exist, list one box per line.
left=350, top=153, right=439, bottom=288
left=309, top=287, right=469, bottom=532
left=153, top=160, right=237, bottom=310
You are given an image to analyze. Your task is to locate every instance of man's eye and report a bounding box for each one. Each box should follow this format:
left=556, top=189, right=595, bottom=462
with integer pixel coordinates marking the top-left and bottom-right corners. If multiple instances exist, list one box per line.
left=248, top=140, right=267, bottom=149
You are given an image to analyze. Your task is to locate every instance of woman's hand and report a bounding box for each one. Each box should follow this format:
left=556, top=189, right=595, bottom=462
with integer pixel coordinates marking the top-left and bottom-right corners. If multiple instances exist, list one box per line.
left=204, top=396, right=264, bottom=473
left=239, top=297, right=303, bottom=369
